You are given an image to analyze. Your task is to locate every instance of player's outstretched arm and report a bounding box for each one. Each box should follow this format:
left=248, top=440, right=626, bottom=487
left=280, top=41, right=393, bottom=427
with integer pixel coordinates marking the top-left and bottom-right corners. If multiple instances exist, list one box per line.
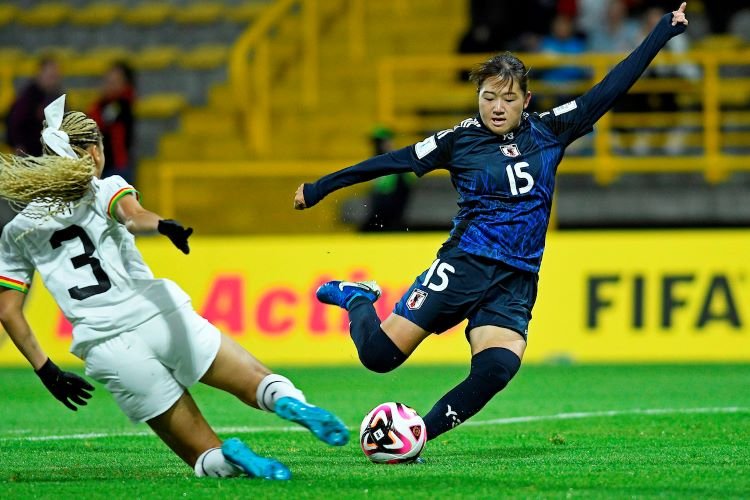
left=293, top=147, right=416, bottom=210
left=0, top=289, right=94, bottom=411
left=575, top=2, right=689, bottom=129
left=114, top=192, right=193, bottom=254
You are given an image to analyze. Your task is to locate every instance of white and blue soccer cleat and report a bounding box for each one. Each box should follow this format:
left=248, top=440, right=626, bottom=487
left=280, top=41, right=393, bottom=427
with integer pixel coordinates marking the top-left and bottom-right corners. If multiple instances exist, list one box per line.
left=274, top=397, right=350, bottom=446
left=221, top=438, right=291, bottom=480
left=315, top=280, right=381, bottom=310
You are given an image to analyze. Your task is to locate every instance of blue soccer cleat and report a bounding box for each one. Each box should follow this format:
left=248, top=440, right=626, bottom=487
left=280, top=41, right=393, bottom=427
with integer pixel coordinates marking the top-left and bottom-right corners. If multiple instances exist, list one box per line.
left=316, top=280, right=381, bottom=310
left=275, top=397, right=350, bottom=446
left=221, top=438, right=291, bottom=480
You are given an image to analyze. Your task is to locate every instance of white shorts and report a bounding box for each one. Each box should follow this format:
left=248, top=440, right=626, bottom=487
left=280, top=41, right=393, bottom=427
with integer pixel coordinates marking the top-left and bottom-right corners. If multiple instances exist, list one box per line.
left=83, top=304, right=222, bottom=423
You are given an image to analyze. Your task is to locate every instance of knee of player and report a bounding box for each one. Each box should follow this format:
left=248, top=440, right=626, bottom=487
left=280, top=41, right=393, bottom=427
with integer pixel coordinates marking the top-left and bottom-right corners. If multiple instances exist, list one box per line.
left=358, top=351, right=403, bottom=373
left=471, top=347, right=522, bottom=391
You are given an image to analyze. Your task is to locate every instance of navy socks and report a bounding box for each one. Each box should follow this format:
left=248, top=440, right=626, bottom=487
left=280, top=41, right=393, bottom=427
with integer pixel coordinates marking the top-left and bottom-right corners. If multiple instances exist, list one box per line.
left=348, top=297, right=406, bottom=373
left=423, top=347, right=521, bottom=440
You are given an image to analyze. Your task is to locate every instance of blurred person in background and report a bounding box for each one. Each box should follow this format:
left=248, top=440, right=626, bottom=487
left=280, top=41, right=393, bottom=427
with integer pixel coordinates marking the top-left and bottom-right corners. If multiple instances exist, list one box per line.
left=5, top=56, right=63, bottom=156
left=1, top=56, right=63, bottom=232
left=628, top=5, right=700, bottom=155
left=538, top=13, right=590, bottom=107
left=295, top=4, right=689, bottom=442
left=456, top=0, right=557, bottom=80
left=359, top=126, right=413, bottom=232
left=0, top=96, right=348, bottom=480
left=585, top=0, right=641, bottom=53
left=89, top=61, right=136, bottom=184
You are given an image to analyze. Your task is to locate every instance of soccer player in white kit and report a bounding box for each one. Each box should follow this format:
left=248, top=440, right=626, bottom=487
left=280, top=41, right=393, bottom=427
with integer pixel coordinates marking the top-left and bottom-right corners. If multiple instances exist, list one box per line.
left=0, top=95, right=348, bottom=480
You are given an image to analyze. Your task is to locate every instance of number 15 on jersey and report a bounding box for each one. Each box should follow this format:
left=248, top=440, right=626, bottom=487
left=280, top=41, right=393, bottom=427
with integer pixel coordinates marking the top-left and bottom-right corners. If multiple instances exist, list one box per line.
left=505, top=162, right=534, bottom=196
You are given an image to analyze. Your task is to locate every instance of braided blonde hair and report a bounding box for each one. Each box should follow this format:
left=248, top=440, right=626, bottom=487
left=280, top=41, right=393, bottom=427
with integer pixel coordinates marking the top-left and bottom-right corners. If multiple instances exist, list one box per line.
left=0, top=110, right=100, bottom=214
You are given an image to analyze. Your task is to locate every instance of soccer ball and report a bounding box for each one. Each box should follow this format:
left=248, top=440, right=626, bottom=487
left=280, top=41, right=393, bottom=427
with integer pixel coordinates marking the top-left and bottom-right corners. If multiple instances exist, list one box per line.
left=359, top=402, right=426, bottom=464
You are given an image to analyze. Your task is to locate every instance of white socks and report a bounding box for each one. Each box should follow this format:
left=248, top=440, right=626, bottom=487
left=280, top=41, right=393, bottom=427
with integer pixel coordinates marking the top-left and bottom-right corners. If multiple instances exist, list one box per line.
left=256, top=374, right=307, bottom=412
left=194, top=447, right=242, bottom=478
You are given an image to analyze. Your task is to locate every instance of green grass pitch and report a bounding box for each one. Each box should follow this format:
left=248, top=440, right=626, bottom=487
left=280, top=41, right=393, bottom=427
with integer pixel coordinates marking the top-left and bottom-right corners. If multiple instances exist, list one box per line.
left=1, top=364, right=748, bottom=498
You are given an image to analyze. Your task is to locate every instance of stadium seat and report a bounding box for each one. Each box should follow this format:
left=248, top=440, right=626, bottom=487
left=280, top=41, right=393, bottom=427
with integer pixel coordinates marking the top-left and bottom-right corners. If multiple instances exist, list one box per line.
left=0, top=48, right=24, bottom=66
left=207, top=83, right=236, bottom=112
left=132, top=46, right=180, bottom=72
left=199, top=136, right=247, bottom=160
left=0, top=4, right=18, bottom=27
left=181, top=109, right=238, bottom=136
left=225, top=2, right=267, bottom=24
left=159, top=133, right=199, bottom=161
left=70, top=2, right=124, bottom=27
left=121, top=3, right=174, bottom=26
left=17, top=2, right=72, bottom=27
left=173, top=3, right=226, bottom=25
left=66, top=88, right=99, bottom=111
left=692, top=34, right=745, bottom=51
left=66, top=47, right=131, bottom=76
left=135, top=93, right=187, bottom=120
left=177, top=44, right=229, bottom=71
left=33, top=46, right=77, bottom=69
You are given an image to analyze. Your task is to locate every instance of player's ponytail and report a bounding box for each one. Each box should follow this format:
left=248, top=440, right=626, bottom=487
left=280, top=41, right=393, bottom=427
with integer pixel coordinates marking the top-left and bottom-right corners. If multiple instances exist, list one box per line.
left=0, top=95, right=99, bottom=215
left=0, top=151, right=96, bottom=212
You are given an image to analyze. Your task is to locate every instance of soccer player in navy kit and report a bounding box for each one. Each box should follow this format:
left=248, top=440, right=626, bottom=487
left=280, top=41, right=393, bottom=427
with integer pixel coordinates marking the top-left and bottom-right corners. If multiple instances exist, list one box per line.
left=294, top=4, right=689, bottom=441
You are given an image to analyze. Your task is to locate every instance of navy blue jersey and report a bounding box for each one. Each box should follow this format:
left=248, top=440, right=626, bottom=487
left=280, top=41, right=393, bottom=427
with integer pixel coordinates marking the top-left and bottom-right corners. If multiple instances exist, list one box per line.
left=409, top=113, right=569, bottom=271
left=303, top=14, right=685, bottom=272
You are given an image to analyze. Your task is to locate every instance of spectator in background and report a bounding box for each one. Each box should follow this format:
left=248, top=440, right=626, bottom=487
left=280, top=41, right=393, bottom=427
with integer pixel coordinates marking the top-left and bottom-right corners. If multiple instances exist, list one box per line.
left=359, top=126, right=413, bottom=232
left=585, top=0, right=641, bottom=53
left=538, top=14, right=589, bottom=105
left=89, top=61, right=136, bottom=184
left=457, top=0, right=558, bottom=80
left=5, top=57, right=63, bottom=156
left=635, top=6, right=699, bottom=155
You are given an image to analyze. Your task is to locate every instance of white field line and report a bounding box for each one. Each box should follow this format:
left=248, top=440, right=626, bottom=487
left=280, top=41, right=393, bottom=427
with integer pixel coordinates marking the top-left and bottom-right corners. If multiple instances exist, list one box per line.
left=1, top=406, right=747, bottom=443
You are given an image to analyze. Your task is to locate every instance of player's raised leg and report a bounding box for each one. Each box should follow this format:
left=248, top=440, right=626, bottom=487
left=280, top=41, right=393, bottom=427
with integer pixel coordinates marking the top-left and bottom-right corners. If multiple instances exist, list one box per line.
left=199, top=334, right=349, bottom=446
left=147, top=391, right=290, bottom=479
left=421, top=326, right=525, bottom=440
left=317, top=280, right=431, bottom=373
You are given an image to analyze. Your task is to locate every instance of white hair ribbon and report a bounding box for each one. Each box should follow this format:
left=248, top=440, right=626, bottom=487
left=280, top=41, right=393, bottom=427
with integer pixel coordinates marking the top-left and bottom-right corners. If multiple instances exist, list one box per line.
left=41, top=94, right=77, bottom=159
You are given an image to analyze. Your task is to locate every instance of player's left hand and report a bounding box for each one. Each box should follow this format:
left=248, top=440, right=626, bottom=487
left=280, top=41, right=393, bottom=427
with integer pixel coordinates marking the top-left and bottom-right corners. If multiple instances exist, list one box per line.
left=294, top=184, right=307, bottom=210
left=158, top=219, right=193, bottom=254
left=35, top=358, right=94, bottom=412
left=671, top=2, right=688, bottom=26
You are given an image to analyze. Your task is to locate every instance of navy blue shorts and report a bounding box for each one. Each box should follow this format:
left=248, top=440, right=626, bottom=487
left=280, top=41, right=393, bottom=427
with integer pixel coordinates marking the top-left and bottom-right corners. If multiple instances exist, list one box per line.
left=393, top=246, right=538, bottom=340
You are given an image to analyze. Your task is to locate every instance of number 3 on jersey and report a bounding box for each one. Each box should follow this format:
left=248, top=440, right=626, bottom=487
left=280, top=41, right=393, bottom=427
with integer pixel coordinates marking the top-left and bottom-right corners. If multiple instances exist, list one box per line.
left=505, top=161, right=534, bottom=195
left=50, top=225, right=112, bottom=300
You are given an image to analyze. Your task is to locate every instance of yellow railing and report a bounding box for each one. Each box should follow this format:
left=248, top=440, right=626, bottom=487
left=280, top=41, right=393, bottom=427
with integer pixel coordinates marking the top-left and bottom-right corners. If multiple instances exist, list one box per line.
left=377, top=50, right=750, bottom=184
left=156, top=160, right=342, bottom=217
left=229, top=0, right=364, bottom=157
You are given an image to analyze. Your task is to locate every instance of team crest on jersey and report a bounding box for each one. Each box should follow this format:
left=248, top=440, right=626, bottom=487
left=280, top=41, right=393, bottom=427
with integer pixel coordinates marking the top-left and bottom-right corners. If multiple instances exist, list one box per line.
left=406, top=289, right=428, bottom=310
left=500, top=143, right=521, bottom=158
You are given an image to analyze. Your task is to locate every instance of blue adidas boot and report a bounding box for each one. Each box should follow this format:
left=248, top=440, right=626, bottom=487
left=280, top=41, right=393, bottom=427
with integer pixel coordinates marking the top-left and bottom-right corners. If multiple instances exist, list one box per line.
left=316, top=280, right=381, bottom=310
left=221, top=438, right=291, bottom=480
left=274, top=397, right=350, bottom=446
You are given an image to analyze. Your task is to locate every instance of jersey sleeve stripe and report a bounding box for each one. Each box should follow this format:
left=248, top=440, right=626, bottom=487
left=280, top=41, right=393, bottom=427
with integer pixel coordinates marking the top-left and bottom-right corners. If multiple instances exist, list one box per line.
left=0, top=276, right=30, bottom=294
left=107, top=187, right=140, bottom=220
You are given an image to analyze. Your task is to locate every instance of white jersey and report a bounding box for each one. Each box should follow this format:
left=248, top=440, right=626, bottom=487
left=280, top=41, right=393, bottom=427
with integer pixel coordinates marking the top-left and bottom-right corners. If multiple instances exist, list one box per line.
left=0, top=176, right=191, bottom=357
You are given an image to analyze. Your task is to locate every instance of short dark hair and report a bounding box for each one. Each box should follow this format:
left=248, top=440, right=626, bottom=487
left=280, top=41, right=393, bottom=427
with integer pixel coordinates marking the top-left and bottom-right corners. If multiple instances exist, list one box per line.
left=469, top=52, right=529, bottom=94
left=111, top=60, right=136, bottom=88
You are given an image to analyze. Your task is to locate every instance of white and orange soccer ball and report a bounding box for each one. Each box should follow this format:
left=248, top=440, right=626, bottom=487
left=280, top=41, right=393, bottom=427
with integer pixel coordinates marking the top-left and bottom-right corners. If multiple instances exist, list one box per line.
left=359, top=402, right=427, bottom=464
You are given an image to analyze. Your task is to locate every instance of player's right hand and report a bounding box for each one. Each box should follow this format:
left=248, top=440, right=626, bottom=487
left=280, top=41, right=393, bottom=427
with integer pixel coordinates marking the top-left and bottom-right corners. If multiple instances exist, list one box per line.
left=294, top=184, right=307, bottom=210
left=35, top=358, right=94, bottom=411
left=672, top=2, right=688, bottom=26
left=158, top=219, right=193, bottom=254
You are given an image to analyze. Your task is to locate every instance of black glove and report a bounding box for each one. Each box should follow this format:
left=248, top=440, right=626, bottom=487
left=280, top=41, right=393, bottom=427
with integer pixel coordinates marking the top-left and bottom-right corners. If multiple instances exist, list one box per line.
left=158, top=219, right=193, bottom=254
left=35, top=358, right=94, bottom=411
